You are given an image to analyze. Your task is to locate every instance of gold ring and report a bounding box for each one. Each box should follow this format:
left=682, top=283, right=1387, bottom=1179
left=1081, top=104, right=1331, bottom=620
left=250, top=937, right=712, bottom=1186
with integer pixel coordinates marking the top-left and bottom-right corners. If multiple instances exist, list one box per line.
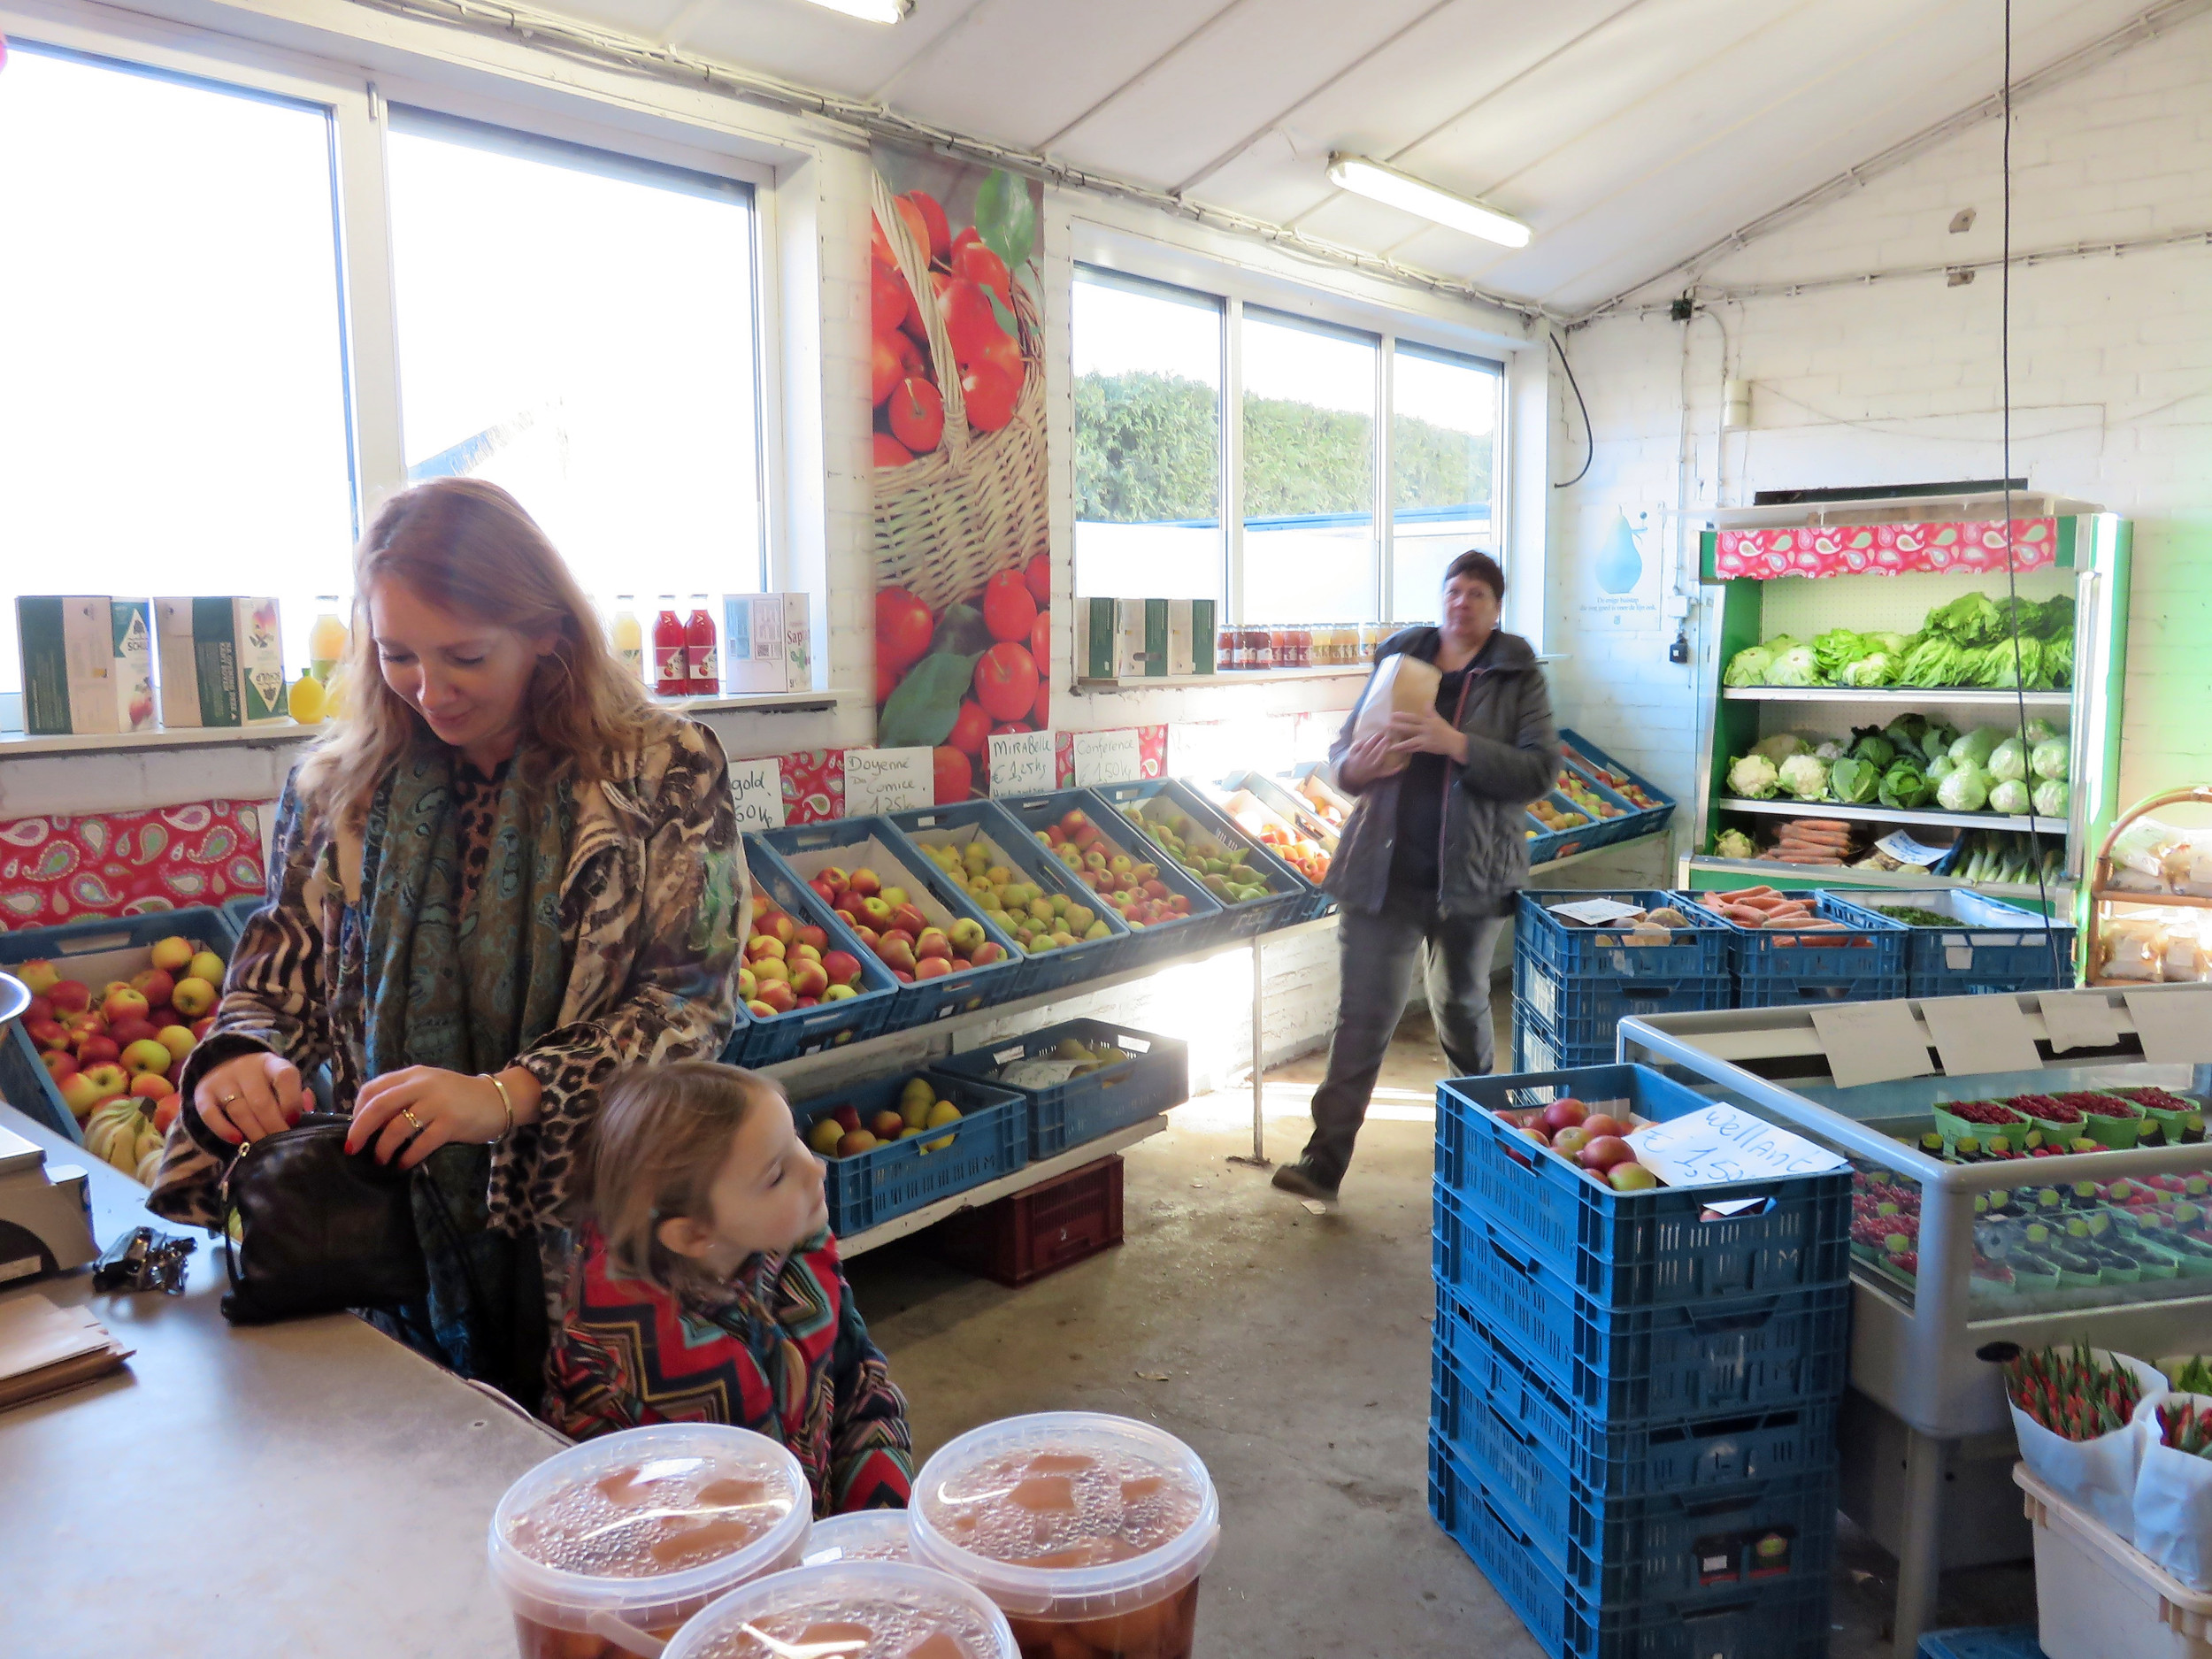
left=402, top=1107, right=425, bottom=1133
left=219, top=1093, right=240, bottom=1104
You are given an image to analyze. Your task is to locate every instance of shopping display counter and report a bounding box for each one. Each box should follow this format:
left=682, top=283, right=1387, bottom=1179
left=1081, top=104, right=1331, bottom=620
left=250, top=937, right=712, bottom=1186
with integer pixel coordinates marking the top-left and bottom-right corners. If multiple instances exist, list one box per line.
left=0, top=1102, right=564, bottom=1657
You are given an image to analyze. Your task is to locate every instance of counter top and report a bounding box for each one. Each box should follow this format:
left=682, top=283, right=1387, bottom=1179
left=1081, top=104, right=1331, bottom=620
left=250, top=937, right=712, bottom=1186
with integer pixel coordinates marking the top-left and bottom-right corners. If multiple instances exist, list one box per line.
left=0, top=1103, right=565, bottom=1658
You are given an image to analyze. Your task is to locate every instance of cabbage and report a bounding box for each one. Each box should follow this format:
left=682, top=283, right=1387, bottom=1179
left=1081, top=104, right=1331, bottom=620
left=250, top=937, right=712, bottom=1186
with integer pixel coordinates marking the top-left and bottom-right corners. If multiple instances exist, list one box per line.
left=1715, top=828, right=1757, bottom=860
left=1937, top=766, right=1989, bottom=812
left=2033, top=778, right=2070, bottom=818
left=1885, top=713, right=1928, bottom=750
left=1898, top=636, right=1966, bottom=687
left=1814, top=628, right=1870, bottom=679
left=1928, top=754, right=1958, bottom=785
left=2031, top=738, right=2069, bottom=780
left=1752, top=733, right=1813, bottom=763
left=2032, top=595, right=2076, bottom=640
left=2024, top=718, right=2059, bottom=745
left=1851, top=732, right=1897, bottom=771
left=1869, top=631, right=1914, bottom=657
left=1766, top=644, right=1824, bottom=687
left=1951, top=727, right=2002, bottom=770
left=1921, top=724, right=1959, bottom=765
left=1990, top=779, right=2032, bottom=816
left=1840, top=652, right=1898, bottom=687
left=1728, top=754, right=1781, bottom=799
left=1879, top=761, right=1932, bottom=810
left=1778, top=753, right=1831, bottom=802
left=1988, top=737, right=2029, bottom=783
left=1723, top=645, right=1774, bottom=687
left=1829, top=757, right=1878, bottom=803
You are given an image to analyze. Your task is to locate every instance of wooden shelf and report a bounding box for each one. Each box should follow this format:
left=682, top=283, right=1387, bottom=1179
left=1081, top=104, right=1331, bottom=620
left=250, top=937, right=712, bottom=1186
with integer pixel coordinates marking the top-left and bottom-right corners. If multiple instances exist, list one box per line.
left=1717, top=796, right=2069, bottom=836
left=1721, top=687, right=2072, bottom=708
left=2093, top=888, right=2212, bottom=911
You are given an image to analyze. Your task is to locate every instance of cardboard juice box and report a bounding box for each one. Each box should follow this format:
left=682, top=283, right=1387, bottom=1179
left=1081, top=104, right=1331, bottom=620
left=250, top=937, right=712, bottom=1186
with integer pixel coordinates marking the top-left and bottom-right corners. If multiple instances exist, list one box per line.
left=157, top=597, right=287, bottom=726
left=17, top=596, right=121, bottom=736
left=720, top=594, right=812, bottom=693
left=110, top=600, right=155, bottom=733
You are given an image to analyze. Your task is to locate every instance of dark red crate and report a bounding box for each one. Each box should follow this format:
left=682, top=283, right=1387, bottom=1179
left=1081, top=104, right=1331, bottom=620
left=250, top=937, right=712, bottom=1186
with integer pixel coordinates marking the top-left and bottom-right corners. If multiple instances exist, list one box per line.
left=926, top=1156, right=1124, bottom=1286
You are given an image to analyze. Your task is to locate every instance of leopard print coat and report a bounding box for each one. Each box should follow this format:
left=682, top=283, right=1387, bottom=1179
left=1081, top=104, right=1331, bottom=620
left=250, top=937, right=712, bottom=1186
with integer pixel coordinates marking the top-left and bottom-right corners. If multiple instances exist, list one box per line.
left=147, top=711, right=749, bottom=1286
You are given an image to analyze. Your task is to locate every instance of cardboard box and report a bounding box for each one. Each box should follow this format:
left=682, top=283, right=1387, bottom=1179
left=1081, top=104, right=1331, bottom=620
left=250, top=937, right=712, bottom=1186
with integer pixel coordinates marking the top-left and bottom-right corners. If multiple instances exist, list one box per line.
left=156, top=597, right=287, bottom=727
left=1078, top=597, right=1216, bottom=680
left=720, top=594, right=811, bottom=694
left=17, top=597, right=120, bottom=736
left=1080, top=598, right=1117, bottom=680
left=110, top=601, right=155, bottom=733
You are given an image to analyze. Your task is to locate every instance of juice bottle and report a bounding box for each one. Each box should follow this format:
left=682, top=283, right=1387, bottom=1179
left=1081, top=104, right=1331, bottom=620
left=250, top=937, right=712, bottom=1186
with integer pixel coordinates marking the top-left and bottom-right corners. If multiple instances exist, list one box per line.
left=654, top=596, right=687, bottom=697
left=686, top=595, right=718, bottom=695
left=308, top=596, right=349, bottom=682
left=611, top=595, right=643, bottom=684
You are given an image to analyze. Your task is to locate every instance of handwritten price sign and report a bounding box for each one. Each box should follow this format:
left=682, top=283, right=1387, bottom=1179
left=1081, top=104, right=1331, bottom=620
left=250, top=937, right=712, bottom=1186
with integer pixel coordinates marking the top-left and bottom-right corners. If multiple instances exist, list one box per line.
left=726, top=757, right=786, bottom=832
left=1626, top=1103, right=1847, bottom=1190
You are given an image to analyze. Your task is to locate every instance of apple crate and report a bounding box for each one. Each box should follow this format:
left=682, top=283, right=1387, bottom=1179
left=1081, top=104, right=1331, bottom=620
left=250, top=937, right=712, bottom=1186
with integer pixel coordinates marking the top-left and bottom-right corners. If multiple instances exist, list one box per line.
left=1559, top=729, right=1678, bottom=840
left=939, top=1018, right=1188, bottom=1160
left=0, top=906, right=242, bottom=1144
left=1511, top=1013, right=1618, bottom=1076
left=792, top=1068, right=1026, bottom=1237
left=924, top=1153, right=1123, bottom=1286
left=995, top=790, right=1224, bottom=967
left=1428, top=1432, right=1832, bottom=1659
left=1432, top=1186, right=1852, bottom=1428
left=724, top=842, right=899, bottom=1069
left=1437, top=1064, right=1851, bottom=1309
left=1088, top=777, right=1317, bottom=936
left=757, top=818, right=1024, bottom=1028
left=882, top=799, right=1134, bottom=995
left=1214, top=769, right=1340, bottom=853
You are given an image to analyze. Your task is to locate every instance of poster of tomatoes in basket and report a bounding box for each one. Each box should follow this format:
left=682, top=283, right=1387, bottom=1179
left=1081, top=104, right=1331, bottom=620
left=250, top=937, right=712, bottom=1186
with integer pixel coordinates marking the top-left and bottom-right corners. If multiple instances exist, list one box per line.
left=869, top=141, right=1050, bottom=804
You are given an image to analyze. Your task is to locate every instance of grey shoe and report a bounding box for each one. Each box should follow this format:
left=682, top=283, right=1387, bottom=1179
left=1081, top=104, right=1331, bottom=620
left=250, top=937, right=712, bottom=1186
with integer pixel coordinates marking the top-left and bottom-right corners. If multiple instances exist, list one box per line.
left=1271, top=1160, right=1340, bottom=1202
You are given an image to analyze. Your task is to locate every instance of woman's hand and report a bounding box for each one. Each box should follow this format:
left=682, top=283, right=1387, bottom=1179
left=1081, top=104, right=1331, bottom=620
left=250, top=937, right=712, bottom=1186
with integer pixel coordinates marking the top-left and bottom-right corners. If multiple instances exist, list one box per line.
left=1386, top=708, right=1469, bottom=764
left=349, top=1066, right=511, bottom=1168
left=194, top=1051, right=306, bottom=1144
left=1338, top=729, right=1399, bottom=791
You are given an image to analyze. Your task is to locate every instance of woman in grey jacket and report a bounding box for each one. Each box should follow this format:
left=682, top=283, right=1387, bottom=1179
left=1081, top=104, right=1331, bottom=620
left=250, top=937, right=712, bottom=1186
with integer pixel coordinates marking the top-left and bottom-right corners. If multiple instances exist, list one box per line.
left=1273, top=550, right=1559, bottom=1202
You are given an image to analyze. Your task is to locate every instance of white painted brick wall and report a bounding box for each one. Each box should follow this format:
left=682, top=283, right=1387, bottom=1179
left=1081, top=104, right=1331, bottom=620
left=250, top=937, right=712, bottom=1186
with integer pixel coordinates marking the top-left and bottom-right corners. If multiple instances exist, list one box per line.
left=1550, top=12, right=2212, bottom=813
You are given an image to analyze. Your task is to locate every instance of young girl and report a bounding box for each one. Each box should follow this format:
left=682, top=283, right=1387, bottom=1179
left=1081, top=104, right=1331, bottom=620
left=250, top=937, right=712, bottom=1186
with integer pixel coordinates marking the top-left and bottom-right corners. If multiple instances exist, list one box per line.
left=544, top=1062, right=912, bottom=1515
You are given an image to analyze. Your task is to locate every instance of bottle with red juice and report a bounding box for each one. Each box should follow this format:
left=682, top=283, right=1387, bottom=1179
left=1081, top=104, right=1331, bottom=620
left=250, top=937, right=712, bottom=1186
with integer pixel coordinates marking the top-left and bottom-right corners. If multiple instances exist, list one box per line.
left=653, top=595, right=687, bottom=697
left=685, top=595, right=718, bottom=695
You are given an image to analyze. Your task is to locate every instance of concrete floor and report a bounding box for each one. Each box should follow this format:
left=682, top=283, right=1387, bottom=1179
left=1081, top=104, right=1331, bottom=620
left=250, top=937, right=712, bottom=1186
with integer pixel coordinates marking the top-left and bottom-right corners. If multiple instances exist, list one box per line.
left=849, top=1005, right=2035, bottom=1658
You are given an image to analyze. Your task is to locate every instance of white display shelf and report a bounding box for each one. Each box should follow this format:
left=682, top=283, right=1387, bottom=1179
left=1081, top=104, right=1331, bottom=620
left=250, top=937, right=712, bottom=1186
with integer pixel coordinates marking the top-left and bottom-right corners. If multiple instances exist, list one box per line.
left=1716, top=796, right=2069, bottom=836
left=1685, top=854, right=2071, bottom=906
left=1721, top=687, right=2072, bottom=708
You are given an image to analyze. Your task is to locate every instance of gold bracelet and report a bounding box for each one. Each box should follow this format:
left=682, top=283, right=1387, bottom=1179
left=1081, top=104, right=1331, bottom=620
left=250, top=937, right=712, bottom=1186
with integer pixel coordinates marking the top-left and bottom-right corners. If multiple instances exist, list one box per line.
left=485, top=1072, right=515, bottom=1141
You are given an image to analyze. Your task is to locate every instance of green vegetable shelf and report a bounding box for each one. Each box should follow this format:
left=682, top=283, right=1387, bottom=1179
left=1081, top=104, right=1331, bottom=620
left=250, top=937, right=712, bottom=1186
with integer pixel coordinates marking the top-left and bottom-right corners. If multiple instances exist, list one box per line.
left=1685, top=488, right=2131, bottom=958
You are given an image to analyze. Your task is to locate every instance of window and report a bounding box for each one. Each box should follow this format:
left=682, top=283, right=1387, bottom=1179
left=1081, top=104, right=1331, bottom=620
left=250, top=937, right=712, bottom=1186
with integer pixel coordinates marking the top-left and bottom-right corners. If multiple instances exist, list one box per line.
left=1071, top=263, right=1502, bottom=645
left=1071, top=270, right=1223, bottom=602
left=386, top=111, right=764, bottom=608
left=0, top=45, right=355, bottom=691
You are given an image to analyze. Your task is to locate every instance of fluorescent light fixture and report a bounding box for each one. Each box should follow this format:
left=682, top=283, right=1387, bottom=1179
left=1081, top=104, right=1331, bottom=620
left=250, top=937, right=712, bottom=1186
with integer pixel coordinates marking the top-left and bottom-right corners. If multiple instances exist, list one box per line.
left=801, top=0, right=910, bottom=20
left=1326, top=154, right=1531, bottom=249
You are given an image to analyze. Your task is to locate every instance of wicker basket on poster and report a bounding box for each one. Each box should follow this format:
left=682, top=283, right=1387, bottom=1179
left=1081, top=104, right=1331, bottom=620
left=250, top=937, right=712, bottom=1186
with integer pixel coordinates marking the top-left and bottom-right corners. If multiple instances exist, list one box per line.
left=871, top=171, right=1048, bottom=616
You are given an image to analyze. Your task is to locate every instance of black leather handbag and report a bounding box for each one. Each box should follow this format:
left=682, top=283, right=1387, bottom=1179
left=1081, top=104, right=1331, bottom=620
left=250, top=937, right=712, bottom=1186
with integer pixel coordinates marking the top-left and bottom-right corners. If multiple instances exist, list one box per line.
left=218, top=1112, right=428, bottom=1324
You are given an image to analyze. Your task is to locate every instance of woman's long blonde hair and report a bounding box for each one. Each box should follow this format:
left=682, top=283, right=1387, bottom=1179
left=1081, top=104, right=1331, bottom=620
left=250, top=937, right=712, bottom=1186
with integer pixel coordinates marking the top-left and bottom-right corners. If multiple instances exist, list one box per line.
left=297, top=478, right=649, bottom=833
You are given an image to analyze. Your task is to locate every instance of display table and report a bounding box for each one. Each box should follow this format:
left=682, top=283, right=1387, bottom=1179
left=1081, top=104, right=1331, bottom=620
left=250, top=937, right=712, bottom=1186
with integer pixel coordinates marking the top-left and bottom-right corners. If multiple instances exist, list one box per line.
left=0, top=1102, right=565, bottom=1659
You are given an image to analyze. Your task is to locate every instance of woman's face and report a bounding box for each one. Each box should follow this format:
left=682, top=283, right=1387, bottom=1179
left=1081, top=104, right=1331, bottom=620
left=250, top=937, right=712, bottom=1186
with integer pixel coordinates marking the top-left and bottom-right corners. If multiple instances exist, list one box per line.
left=1441, top=572, right=1502, bottom=643
left=369, top=580, right=554, bottom=763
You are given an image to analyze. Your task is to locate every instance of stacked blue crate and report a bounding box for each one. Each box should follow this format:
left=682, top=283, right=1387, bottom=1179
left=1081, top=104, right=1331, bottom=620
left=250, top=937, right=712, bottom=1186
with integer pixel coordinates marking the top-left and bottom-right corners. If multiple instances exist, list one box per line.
left=1509, top=892, right=1735, bottom=1071
left=1428, top=1064, right=1853, bottom=1659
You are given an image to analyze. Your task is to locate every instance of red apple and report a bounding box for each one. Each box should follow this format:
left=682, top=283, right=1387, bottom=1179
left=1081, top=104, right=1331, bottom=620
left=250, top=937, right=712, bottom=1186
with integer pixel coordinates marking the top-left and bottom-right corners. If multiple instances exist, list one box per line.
left=832, top=1105, right=862, bottom=1133
left=879, top=928, right=917, bottom=952
left=1541, top=1098, right=1588, bottom=1133
left=121, top=1038, right=175, bottom=1077
left=745, top=999, right=778, bottom=1018
left=837, top=1129, right=878, bottom=1157
left=757, top=911, right=796, bottom=947
left=746, top=934, right=787, bottom=964
left=891, top=902, right=929, bottom=937
left=1550, top=1126, right=1594, bottom=1160
left=26, top=1017, right=71, bottom=1054
left=794, top=924, right=828, bottom=952
left=818, top=866, right=851, bottom=892
left=892, top=970, right=914, bottom=983
left=877, top=937, right=918, bottom=974
left=868, top=1110, right=905, bottom=1142
left=808, top=877, right=840, bottom=905
left=821, top=949, right=863, bottom=987
left=46, top=978, right=91, bottom=1015
left=74, top=1034, right=120, bottom=1066
left=149, top=934, right=194, bottom=974
left=170, top=977, right=219, bottom=1018
left=101, top=986, right=150, bottom=1025
left=24, top=995, right=53, bottom=1024
left=191, top=1016, right=218, bottom=1041
left=750, top=957, right=791, bottom=986
left=859, top=895, right=897, bottom=929
left=1517, top=1125, right=1550, bottom=1149
left=846, top=868, right=882, bottom=898
left=109, top=1016, right=159, bottom=1048
left=40, top=1049, right=79, bottom=1082
left=915, top=929, right=953, bottom=962
left=1609, top=1162, right=1660, bottom=1192
left=1578, top=1135, right=1636, bottom=1172
left=968, top=941, right=1007, bottom=966
left=912, top=956, right=954, bottom=980
left=131, top=968, right=175, bottom=1008
left=132, top=1071, right=175, bottom=1102
left=1579, top=1113, right=1628, bottom=1140
left=788, top=960, right=830, bottom=998
left=852, top=926, right=881, bottom=950
left=756, top=980, right=797, bottom=1014
left=59, top=1071, right=108, bottom=1118
left=153, top=1094, right=183, bottom=1133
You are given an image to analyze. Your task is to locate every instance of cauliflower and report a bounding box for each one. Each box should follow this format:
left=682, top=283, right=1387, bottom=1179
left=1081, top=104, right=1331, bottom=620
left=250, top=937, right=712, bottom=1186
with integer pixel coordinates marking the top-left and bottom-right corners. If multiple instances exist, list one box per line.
left=1728, top=754, right=1781, bottom=799
left=1778, top=753, right=1832, bottom=803
left=1752, top=733, right=1813, bottom=764
left=1715, top=828, right=1757, bottom=860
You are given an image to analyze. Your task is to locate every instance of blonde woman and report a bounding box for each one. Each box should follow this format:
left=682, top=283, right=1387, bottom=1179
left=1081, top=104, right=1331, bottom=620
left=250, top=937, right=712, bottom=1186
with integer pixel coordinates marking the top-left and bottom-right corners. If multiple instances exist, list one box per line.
left=150, top=478, right=749, bottom=1402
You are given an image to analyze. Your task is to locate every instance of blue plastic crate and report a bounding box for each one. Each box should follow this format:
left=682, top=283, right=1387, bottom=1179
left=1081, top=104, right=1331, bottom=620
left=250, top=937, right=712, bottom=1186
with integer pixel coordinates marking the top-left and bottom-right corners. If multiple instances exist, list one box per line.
left=1735, top=967, right=1909, bottom=1009
left=1517, top=891, right=1733, bottom=982
left=1433, top=1185, right=1852, bottom=1425
left=1088, top=777, right=1317, bottom=936
left=1202, top=773, right=1338, bottom=919
left=1527, top=791, right=1617, bottom=868
left=995, top=790, right=1223, bottom=964
left=0, top=906, right=242, bottom=1142
left=723, top=841, right=900, bottom=1068
left=1548, top=760, right=1651, bottom=854
left=1514, top=956, right=1735, bottom=1050
left=791, top=1068, right=1026, bottom=1236
left=1916, top=1632, right=2046, bottom=1659
left=1429, top=1433, right=1832, bottom=1659
left=1436, top=1065, right=1852, bottom=1307
left=940, top=1018, right=1189, bottom=1159
left=220, top=892, right=272, bottom=937
left=1558, top=730, right=1678, bottom=840
left=882, top=799, right=1135, bottom=994
left=1513, top=1015, right=1618, bottom=1075
left=1432, top=1292, right=1839, bottom=1503
left=1826, top=888, right=2076, bottom=997
left=757, top=818, right=1024, bottom=1026
left=1701, top=890, right=1908, bottom=983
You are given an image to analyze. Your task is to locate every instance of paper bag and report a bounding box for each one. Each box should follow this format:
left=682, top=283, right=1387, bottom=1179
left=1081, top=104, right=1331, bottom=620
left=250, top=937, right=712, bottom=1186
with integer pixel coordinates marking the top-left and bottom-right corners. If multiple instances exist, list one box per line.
left=1348, top=652, right=1441, bottom=778
left=2133, top=1391, right=2212, bottom=1586
left=2008, top=1348, right=2165, bottom=1540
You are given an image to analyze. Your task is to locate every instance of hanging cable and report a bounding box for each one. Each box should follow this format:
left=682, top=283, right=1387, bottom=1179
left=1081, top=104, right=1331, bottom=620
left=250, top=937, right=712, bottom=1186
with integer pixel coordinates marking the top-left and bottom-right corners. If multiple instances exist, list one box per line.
left=1549, top=331, right=1594, bottom=488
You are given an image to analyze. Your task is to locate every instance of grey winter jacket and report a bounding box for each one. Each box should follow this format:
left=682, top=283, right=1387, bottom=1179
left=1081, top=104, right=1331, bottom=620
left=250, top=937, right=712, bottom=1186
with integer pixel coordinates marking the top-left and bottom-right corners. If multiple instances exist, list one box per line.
left=1322, top=626, right=1559, bottom=920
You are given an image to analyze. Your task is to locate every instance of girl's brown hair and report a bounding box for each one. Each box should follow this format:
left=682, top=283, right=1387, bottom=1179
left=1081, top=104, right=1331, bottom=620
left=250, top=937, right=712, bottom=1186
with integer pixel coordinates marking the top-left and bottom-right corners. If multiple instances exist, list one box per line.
left=583, top=1062, right=778, bottom=1293
left=296, top=477, right=650, bottom=833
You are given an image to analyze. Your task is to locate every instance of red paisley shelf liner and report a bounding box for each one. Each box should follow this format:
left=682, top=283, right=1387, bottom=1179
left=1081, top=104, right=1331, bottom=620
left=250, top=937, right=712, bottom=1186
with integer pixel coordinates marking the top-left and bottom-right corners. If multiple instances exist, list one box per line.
left=1715, top=517, right=2059, bottom=579
left=1, top=802, right=267, bottom=931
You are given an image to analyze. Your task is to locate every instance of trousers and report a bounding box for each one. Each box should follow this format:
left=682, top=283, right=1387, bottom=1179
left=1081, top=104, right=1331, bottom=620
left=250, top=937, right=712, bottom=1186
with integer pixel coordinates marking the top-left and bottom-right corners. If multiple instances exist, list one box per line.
left=1301, top=883, right=1506, bottom=1187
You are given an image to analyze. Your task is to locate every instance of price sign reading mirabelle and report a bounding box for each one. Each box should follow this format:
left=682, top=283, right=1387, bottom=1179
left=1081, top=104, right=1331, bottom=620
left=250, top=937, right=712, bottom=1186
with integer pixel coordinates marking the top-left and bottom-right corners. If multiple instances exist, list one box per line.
left=989, top=730, right=1056, bottom=796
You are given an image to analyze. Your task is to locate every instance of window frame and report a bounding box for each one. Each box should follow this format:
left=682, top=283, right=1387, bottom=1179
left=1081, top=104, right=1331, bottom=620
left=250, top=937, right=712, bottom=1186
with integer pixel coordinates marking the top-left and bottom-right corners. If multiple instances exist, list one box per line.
left=0, top=0, right=787, bottom=602
left=1072, top=245, right=1508, bottom=635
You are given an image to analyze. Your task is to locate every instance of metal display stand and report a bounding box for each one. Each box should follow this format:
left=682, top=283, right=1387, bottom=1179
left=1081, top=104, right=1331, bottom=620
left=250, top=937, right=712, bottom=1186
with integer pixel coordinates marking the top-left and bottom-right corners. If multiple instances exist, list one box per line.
left=1617, top=985, right=2212, bottom=1656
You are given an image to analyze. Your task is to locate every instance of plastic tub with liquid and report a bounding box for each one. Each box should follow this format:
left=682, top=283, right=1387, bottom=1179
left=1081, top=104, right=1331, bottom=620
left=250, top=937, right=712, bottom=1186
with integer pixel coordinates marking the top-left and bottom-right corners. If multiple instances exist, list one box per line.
left=803, top=1509, right=915, bottom=1566
left=908, top=1412, right=1220, bottom=1659
left=488, top=1423, right=812, bottom=1658
left=663, top=1560, right=1019, bottom=1659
